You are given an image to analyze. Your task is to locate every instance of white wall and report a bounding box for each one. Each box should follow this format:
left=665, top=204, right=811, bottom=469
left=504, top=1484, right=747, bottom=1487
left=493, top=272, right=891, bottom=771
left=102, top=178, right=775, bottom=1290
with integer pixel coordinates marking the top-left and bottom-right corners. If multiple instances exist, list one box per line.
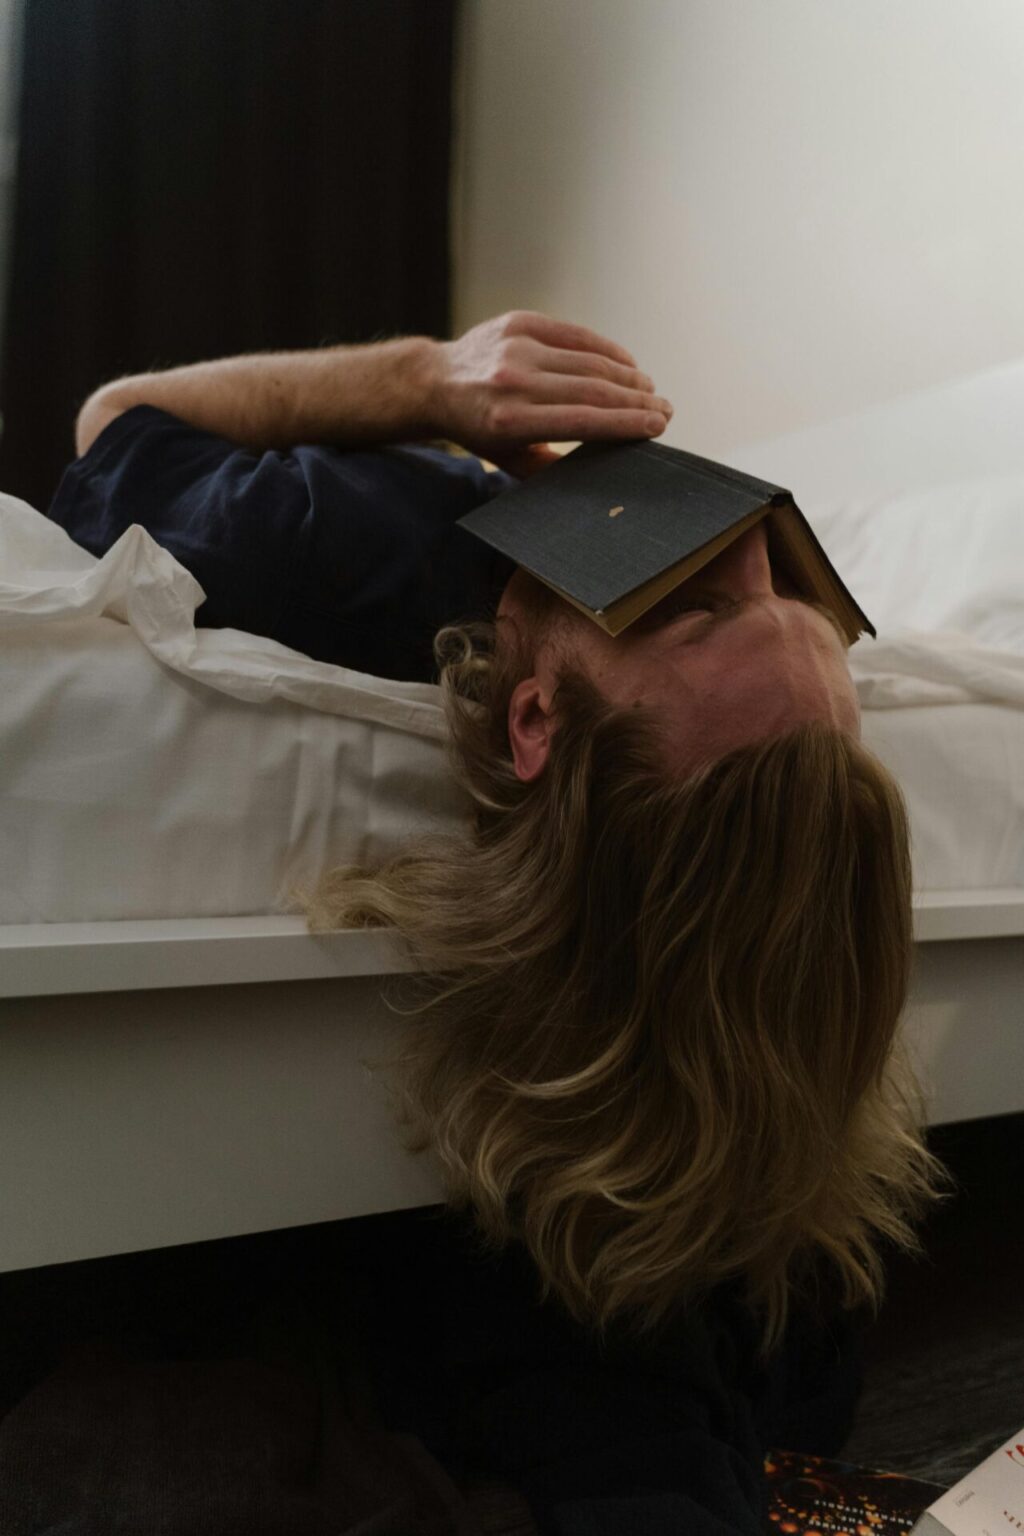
left=454, top=0, right=1024, bottom=455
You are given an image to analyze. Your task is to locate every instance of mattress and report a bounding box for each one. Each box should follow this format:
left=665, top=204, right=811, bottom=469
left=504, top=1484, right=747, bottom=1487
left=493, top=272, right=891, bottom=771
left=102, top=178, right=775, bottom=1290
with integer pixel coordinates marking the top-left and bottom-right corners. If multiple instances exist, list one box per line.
left=733, top=368, right=1024, bottom=895
left=0, top=496, right=471, bottom=924
left=821, top=479, right=1024, bottom=892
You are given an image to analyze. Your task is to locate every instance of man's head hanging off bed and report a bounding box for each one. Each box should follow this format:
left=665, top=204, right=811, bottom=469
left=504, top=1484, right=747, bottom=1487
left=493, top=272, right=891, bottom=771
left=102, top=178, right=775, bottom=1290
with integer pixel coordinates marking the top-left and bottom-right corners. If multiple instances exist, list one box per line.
left=70, top=308, right=952, bottom=1365
left=296, top=317, right=947, bottom=1365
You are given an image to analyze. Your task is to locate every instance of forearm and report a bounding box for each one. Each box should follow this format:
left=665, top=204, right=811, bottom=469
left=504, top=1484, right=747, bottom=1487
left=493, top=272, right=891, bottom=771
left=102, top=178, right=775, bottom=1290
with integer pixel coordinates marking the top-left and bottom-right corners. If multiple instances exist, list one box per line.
left=74, top=335, right=441, bottom=457
left=74, top=310, right=674, bottom=474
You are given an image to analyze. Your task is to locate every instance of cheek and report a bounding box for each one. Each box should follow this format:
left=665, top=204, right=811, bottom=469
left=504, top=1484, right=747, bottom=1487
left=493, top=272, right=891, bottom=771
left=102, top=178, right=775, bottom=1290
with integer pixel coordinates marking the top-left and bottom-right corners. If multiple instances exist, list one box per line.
left=574, top=633, right=673, bottom=710
left=580, top=665, right=646, bottom=713
left=607, top=656, right=659, bottom=707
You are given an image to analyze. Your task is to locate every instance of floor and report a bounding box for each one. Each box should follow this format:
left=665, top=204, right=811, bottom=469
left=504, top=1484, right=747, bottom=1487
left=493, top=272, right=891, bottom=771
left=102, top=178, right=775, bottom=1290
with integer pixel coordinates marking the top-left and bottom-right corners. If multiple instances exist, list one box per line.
left=0, top=1112, right=1020, bottom=1495
left=839, top=1110, right=1024, bottom=1488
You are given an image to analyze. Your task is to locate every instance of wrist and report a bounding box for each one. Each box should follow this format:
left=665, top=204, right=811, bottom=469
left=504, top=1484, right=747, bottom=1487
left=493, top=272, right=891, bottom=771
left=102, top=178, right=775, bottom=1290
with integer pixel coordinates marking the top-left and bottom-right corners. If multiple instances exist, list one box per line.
left=348, top=333, right=446, bottom=440
left=305, top=334, right=445, bottom=446
left=403, top=335, right=446, bottom=438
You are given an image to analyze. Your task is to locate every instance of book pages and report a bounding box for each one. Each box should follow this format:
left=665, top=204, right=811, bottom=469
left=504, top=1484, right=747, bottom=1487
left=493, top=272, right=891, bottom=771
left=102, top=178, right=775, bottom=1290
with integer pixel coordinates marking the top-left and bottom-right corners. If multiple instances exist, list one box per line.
left=911, top=1430, right=1024, bottom=1536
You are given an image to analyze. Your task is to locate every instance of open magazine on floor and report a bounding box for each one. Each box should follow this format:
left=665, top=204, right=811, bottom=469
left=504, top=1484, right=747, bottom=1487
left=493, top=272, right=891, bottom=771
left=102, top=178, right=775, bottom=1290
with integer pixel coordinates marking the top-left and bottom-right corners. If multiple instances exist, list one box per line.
left=765, top=1427, right=1024, bottom=1536
left=765, top=1447, right=946, bottom=1535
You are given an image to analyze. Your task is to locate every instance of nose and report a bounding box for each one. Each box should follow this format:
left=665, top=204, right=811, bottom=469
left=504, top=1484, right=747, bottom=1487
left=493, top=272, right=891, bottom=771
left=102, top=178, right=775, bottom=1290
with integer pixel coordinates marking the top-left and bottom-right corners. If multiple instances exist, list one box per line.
left=695, top=520, right=774, bottom=599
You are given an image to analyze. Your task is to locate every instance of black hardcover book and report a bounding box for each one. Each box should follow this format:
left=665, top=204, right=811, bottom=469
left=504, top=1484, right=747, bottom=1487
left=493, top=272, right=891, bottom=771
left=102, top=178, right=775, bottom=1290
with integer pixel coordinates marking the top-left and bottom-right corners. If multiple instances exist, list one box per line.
left=458, top=439, right=875, bottom=644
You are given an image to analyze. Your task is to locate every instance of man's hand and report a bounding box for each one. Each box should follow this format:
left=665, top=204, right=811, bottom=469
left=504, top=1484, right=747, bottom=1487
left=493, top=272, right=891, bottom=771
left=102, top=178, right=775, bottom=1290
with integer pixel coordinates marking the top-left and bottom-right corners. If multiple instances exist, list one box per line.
left=432, top=311, right=673, bottom=477
left=74, top=310, right=671, bottom=470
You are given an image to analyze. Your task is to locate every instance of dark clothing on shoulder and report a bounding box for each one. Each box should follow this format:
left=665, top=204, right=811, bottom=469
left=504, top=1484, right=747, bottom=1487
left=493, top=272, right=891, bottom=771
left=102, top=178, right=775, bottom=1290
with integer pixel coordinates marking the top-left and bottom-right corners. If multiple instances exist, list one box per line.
left=0, top=1204, right=866, bottom=1536
left=352, top=1204, right=865, bottom=1536
left=48, top=404, right=517, bottom=682
left=40, top=411, right=867, bottom=1535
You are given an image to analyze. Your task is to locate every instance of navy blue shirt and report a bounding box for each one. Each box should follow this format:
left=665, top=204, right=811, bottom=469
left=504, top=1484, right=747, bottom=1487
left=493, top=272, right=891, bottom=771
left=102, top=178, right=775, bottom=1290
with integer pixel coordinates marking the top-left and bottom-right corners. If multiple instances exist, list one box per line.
left=48, top=405, right=518, bottom=683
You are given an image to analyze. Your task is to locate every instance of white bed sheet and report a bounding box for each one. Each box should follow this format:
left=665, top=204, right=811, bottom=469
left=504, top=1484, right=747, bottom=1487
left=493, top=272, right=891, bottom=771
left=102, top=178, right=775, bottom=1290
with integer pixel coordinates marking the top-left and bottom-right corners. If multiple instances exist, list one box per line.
left=734, top=370, right=1024, bottom=896
left=858, top=701, right=1022, bottom=892
left=1, top=447, right=1021, bottom=922
left=0, top=497, right=471, bottom=924
left=815, top=477, right=1024, bottom=891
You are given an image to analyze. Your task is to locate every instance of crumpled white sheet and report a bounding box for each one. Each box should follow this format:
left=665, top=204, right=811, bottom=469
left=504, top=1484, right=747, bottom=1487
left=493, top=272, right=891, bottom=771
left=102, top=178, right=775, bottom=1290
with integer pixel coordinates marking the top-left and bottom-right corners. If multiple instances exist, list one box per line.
left=0, top=497, right=472, bottom=924
left=809, top=473, right=1024, bottom=891
left=1, top=479, right=1021, bottom=922
left=848, top=630, right=1024, bottom=709
left=813, top=472, right=1024, bottom=709
left=0, top=495, right=450, bottom=740
left=7, top=483, right=1024, bottom=720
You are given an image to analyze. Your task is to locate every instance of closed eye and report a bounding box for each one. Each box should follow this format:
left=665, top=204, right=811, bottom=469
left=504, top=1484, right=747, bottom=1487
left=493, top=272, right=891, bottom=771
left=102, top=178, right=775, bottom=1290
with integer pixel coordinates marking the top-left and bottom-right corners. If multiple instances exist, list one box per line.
left=674, top=595, right=848, bottom=651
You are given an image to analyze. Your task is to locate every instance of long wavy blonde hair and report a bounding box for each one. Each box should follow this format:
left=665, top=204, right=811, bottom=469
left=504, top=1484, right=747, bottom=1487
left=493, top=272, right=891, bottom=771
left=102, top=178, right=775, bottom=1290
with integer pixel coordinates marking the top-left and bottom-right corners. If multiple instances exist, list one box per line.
left=305, top=605, right=954, bottom=1363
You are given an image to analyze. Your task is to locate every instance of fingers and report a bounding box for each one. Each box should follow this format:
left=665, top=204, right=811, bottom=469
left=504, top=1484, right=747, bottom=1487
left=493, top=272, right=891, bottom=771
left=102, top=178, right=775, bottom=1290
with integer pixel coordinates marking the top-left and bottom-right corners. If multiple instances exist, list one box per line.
left=502, top=310, right=638, bottom=369
left=443, top=312, right=673, bottom=459
left=534, top=343, right=654, bottom=395
left=485, top=402, right=670, bottom=444
left=519, top=367, right=673, bottom=420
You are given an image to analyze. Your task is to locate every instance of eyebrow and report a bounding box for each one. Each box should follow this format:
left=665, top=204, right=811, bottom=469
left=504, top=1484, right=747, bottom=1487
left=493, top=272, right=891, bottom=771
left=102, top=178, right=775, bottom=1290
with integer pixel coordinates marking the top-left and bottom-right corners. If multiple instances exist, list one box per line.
left=675, top=595, right=849, bottom=650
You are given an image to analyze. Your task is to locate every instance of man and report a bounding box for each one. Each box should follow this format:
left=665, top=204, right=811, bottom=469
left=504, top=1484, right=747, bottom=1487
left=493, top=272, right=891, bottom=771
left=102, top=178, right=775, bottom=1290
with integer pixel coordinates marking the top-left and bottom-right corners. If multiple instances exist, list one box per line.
left=57, top=308, right=860, bottom=767
left=45, top=309, right=946, bottom=1536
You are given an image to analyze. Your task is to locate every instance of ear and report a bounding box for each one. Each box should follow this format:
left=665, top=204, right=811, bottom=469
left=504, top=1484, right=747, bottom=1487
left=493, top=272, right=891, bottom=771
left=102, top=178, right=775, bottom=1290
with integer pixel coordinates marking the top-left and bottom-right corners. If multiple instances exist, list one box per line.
left=508, top=677, right=558, bottom=782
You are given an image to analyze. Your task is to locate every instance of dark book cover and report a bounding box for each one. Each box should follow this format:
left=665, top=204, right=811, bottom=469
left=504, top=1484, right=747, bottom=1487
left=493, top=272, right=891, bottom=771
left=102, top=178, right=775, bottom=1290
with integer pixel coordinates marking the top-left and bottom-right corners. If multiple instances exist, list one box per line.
left=764, top=1447, right=947, bottom=1536
left=459, top=439, right=875, bottom=642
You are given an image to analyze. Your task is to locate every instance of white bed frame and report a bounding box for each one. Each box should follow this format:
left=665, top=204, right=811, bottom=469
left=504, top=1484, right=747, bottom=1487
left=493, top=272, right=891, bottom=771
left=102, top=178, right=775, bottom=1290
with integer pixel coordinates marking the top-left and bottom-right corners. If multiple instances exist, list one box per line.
left=1, top=891, right=1022, bottom=1277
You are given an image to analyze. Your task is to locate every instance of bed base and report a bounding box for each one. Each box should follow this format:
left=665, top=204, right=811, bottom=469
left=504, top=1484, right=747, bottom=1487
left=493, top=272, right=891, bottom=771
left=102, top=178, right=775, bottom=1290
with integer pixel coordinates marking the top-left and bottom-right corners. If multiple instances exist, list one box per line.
left=1, top=893, right=1022, bottom=1275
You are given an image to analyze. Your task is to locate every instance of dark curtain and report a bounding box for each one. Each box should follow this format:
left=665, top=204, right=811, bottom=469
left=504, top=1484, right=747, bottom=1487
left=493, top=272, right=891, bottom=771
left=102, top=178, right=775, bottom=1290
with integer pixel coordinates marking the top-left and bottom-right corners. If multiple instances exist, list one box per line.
left=0, top=0, right=457, bottom=509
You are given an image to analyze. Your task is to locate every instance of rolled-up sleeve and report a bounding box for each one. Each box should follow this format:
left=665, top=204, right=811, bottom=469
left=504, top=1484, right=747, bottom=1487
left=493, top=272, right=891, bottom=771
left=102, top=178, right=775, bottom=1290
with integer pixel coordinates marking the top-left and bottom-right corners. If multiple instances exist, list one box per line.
left=48, top=405, right=314, bottom=638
